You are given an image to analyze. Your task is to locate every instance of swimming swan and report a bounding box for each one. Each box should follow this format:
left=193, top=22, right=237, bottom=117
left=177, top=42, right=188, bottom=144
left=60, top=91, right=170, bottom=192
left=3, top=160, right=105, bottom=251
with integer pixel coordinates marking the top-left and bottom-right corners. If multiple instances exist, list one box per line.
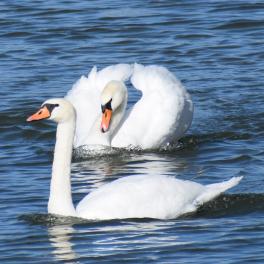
left=27, top=98, right=242, bottom=220
left=66, top=64, right=194, bottom=149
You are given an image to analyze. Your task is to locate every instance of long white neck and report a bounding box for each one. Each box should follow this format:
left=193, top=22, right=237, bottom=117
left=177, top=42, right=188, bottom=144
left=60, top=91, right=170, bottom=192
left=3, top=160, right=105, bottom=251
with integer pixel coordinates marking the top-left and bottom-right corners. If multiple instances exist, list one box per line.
left=85, top=97, right=127, bottom=147
left=48, top=116, right=76, bottom=217
left=108, top=98, right=127, bottom=140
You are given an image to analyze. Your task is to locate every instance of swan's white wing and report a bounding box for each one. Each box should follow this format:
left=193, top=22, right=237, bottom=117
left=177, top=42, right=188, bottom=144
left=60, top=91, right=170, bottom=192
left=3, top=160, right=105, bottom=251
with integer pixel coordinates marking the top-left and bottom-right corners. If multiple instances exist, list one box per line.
left=76, top=175, right=242, bottom=220
left=66, top=64, right=133, bottom=147
left=194, top=176, right=243, bottom=206
left=112, top=64, right=194, bottom=149
left=76, top=175, right=204, bottom=220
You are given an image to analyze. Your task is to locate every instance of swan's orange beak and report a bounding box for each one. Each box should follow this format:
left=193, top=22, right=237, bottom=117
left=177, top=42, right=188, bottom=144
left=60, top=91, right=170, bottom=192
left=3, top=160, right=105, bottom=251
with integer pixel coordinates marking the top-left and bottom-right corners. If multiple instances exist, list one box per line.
left=101, top=109, right=112, bottom=133
left=27, top=106, right=51, bottom=122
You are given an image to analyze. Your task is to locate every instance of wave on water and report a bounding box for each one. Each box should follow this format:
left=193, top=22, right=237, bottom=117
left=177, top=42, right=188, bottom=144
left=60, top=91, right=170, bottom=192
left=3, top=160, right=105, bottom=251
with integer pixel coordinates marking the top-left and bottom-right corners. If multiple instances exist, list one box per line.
left=72, top=142, right=181, bottom=159
left=19, top=193, right=264, bottom=226
left=213, top=19, right=264, bottom=30
left=181, top=131, right=252, bottom=145
left=72, top=145, right=135, bottom=161
left=72, top=130, right=252, bottom=159
left=19, top=214, right=88, bottom=226
left=192, top=193, right=264, bottom=219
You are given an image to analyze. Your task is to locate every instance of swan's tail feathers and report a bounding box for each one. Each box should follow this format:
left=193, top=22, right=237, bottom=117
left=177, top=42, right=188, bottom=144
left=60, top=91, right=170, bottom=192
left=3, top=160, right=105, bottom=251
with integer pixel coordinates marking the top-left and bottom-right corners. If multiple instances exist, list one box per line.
left=195, top=176, right=243, bottom=206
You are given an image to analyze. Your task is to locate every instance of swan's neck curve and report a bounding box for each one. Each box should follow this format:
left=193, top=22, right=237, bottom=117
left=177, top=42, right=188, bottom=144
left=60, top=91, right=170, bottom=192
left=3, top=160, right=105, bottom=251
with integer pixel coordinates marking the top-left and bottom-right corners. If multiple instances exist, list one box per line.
left=48, top=116, right=76, bottom=217
left=85, top=95, right=127, bottom=147
left=108, top=97, right=127, bottom=140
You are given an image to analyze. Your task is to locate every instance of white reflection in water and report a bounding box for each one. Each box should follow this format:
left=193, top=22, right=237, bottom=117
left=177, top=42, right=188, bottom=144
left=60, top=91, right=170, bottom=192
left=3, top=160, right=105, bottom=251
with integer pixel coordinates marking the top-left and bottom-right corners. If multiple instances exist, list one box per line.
left=48, top=225, right=78, bottom=262
left=47, top=219, right=193, bottom=261
left=71, top=152, right=190, bottom=195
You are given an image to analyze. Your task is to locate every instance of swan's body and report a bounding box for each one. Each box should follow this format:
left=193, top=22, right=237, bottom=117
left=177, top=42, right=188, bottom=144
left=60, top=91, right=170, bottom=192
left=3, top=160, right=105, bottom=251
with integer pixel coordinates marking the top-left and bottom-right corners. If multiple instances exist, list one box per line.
left=27, top=98, right=242, bottom=220
left=76, top=174, right=242, bottom=220
left=66, top=64, right=193, bottom=149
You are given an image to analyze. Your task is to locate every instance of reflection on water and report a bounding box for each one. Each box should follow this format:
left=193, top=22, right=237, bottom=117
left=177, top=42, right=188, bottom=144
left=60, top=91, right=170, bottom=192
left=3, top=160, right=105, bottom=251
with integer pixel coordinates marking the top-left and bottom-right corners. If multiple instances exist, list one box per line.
left=48, top=225, right=78, bottom=262
left=47, top=219, right=190, bottom=262
left=71, top=151, right=192, bottom=196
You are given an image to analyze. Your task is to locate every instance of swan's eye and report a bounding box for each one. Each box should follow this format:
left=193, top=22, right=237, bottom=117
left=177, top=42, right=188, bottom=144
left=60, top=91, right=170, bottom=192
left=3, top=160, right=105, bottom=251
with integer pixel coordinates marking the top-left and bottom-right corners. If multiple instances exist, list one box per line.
left=42, top=103, right=59, bottom=114
left=101, top=99, right=112, bottom=113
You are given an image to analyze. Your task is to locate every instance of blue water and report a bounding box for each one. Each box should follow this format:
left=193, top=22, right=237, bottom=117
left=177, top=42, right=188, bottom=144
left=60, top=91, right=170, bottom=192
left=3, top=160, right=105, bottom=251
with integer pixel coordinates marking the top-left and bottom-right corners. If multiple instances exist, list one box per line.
left=1, top=0, right=264, bottom=263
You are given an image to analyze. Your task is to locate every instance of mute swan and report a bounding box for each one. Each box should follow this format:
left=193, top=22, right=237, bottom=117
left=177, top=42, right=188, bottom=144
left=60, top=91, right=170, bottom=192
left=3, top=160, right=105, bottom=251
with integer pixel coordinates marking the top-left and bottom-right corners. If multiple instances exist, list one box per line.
left=66, top=64, right=194, bottom=149
left=27, top=98, right=242, bottom=220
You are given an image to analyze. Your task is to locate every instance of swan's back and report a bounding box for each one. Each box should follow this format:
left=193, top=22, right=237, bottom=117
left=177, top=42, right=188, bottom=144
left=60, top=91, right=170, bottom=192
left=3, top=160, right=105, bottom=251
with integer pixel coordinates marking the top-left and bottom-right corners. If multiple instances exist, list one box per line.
left=66, top=64, right=193, bottom=149
left=76, top=175, right=242, bottom=220
left=112, top=64, right=193, bottom=148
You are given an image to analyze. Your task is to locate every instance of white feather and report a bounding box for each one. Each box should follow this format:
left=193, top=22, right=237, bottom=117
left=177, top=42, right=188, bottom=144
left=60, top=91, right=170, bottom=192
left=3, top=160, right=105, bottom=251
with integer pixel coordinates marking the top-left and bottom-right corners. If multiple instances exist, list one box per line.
left=28, top=98, right=243, bottom=220
left=76, top=175, right=243, bottom=220
left=66, top=64, right=193, bottom=149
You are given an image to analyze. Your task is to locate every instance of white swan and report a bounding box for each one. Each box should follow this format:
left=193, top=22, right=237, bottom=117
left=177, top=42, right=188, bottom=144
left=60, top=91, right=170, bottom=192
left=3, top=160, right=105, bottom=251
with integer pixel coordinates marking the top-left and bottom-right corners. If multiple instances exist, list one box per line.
left=66, top=64, right=194, bottom=149
left=27, top=98, right=242, bottom=220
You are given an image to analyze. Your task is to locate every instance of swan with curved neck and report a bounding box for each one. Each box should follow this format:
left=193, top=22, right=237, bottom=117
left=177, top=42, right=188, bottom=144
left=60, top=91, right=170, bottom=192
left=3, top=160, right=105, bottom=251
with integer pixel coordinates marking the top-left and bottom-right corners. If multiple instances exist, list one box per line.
left=66, top=64, right=194, bottom=149
left=84, top=80, right=128, bottom=147
left=27, top=98, right=242, bottom=220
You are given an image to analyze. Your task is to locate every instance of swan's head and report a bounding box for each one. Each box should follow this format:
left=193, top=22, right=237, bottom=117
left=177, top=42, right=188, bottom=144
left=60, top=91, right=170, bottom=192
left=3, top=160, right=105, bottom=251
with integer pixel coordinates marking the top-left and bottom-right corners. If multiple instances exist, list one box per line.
left=27, top=98, right=75, bottom=123
left=100, top=80, right=127, bottom=133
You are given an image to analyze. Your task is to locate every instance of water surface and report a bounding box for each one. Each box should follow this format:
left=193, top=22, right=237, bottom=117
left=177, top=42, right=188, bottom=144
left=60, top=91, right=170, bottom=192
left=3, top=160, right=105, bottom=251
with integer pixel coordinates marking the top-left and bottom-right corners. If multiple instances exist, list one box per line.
left=1, top=0, right=264, bottom=263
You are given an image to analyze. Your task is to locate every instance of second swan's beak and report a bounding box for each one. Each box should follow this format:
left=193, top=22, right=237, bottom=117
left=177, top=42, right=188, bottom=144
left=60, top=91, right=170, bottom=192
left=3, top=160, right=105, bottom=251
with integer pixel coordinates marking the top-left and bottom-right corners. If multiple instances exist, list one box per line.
left=101, top=109, right=112, bottom=133
left=27, top=105, right=51, bottom=122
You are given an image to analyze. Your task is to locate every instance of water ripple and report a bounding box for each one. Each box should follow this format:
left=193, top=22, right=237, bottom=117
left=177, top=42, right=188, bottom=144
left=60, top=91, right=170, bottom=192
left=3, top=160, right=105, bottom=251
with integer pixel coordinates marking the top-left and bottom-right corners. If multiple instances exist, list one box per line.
left=1, top=0, right=264, bottom=262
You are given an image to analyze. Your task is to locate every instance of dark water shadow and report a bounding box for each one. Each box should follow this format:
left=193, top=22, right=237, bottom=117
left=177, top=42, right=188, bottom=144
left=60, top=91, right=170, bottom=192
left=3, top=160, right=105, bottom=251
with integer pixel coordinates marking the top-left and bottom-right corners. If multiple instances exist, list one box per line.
left=188, top=193, right=264, bottom=219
